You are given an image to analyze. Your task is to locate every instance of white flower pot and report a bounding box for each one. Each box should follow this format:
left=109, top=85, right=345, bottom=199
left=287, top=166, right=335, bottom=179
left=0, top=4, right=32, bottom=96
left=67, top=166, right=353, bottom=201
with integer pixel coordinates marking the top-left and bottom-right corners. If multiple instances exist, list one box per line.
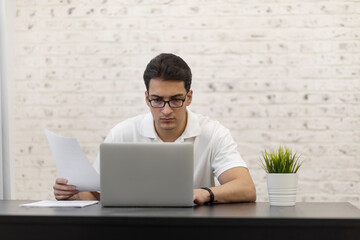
left=267, top=173, right=298, bottom=207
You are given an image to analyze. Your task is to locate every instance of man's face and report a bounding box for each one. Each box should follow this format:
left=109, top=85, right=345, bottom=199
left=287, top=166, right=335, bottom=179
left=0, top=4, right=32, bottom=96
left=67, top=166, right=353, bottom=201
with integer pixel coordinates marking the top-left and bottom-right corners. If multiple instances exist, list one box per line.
left=145, top=78, right=192, bottom=134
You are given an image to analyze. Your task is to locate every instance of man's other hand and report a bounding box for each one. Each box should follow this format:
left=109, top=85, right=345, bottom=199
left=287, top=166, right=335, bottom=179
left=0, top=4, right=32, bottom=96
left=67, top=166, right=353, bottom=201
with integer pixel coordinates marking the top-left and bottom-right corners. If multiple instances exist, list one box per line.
left=53, top=178, right=79, bottom=200
left=193, top=188, right=211, bottom=205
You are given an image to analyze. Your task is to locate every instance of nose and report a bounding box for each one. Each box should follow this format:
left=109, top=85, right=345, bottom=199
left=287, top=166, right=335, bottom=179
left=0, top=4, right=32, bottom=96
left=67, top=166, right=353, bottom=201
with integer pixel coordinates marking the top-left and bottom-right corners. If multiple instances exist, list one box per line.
left=161, top=102, right=174, bottom=115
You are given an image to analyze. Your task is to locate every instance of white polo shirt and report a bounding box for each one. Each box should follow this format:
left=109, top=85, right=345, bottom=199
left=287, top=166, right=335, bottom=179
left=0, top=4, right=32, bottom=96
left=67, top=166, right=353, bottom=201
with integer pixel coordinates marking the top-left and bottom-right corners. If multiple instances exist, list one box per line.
left=93, top=109, right=248, bottom=188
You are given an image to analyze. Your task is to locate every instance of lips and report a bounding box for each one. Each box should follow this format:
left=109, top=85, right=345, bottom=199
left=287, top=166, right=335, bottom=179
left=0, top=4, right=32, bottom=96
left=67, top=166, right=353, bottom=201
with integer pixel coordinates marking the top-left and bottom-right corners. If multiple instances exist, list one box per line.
left=160, top=117, right=175, bottom=121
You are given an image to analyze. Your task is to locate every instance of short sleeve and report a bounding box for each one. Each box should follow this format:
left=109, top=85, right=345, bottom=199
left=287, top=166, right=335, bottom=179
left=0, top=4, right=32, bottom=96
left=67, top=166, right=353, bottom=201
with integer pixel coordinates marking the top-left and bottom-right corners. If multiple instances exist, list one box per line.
left=211, top=124, right=248, bottom=178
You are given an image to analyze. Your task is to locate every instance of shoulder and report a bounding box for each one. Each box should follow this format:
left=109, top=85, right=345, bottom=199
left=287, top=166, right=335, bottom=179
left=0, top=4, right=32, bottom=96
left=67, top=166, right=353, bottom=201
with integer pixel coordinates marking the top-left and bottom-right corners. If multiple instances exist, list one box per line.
left=112, top=113, right=146, bottom=129
left=109, top=113, right=149, bottom=140
left=190, top=110, right=229, bottom=139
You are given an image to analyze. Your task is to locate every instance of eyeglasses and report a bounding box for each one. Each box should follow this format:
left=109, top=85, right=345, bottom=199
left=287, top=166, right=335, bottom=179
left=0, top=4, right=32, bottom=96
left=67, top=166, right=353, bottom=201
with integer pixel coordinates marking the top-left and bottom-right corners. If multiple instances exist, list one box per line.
left=148, top=94, right=188, bottom=108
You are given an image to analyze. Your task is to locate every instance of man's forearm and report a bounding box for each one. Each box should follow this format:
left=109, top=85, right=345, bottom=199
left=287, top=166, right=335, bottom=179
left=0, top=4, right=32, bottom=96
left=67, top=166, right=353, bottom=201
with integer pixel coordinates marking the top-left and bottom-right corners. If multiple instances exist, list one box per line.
left=210, top=178, right=256, bottom=203
left=76, top=191, right=100, bottom=200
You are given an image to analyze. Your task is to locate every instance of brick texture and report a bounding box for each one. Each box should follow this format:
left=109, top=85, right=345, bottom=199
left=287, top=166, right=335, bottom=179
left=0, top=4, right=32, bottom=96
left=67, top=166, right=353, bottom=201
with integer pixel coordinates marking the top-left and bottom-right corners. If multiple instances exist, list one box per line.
left=15, top=0, right=360, bottom=207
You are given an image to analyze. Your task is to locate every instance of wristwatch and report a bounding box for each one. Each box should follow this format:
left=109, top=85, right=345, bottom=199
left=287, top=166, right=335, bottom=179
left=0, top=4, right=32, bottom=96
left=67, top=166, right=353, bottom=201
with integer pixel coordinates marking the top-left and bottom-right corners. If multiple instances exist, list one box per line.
left=201, top=187, right=214, bottom=204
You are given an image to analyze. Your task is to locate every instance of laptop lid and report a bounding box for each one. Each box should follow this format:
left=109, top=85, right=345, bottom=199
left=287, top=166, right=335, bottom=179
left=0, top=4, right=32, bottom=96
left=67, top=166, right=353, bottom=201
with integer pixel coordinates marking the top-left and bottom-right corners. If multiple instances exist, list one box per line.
left=100, top=142, right=194, bottom=207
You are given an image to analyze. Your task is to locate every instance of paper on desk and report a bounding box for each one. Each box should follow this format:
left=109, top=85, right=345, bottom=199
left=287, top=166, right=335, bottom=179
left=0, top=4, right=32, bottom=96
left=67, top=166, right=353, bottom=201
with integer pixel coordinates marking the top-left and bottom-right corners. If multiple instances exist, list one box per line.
left=19, top=200, right=99, bottom=208
left=45, top=129, right=100, bottom=192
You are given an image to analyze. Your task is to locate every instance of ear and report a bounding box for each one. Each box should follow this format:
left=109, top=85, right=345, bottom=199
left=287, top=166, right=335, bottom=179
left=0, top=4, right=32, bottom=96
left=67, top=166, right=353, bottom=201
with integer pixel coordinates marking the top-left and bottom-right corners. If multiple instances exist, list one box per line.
left=186, top=90, right=193, bottom=106
left=145, top=91, right=150, bottom=107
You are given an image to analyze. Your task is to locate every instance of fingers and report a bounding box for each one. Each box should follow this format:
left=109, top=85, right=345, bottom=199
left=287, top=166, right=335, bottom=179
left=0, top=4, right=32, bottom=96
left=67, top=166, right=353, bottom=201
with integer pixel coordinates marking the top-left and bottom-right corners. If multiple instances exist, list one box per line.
left=54, top=188, right=79, bottom=200
left=54, top=183, right=77, bottom=191
left=53, top=178, right=79, bottom=200
left=193, top=189, right=210, bottom=205
left=54, top=178, right=77, bottom=191
left=54, top=188, right=79, bottom=196
left=54, top=192, right=78, bottom=200
left=193, top=189, right=201, bottom=205
left=55, top=178, right=68, bottom=185
left=55, top=195, right=77, bottom=200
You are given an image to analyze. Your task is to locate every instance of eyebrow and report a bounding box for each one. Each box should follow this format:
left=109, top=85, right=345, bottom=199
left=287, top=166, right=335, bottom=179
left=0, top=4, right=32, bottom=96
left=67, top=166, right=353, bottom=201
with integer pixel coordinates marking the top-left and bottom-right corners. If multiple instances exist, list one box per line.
left=150, top=94, right=185, bottom=99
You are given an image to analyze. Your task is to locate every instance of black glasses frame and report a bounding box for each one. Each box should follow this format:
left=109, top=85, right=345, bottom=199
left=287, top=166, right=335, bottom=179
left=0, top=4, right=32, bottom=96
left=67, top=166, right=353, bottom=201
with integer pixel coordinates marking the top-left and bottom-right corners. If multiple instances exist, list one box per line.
left=148, top=94, right=188, bottom=108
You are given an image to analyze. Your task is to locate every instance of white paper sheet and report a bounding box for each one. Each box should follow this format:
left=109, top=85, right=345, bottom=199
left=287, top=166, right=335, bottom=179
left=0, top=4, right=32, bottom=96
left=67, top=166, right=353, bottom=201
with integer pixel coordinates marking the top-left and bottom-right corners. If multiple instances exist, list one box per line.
left=45, top=129, right=100, bottom=192
left=19, top=200, right=99, bottom=208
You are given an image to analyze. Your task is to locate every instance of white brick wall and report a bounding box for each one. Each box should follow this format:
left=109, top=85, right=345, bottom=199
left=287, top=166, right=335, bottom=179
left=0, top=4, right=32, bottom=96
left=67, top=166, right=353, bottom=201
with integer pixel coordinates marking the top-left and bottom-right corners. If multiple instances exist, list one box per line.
left=15, top=0, right=360, bottom=207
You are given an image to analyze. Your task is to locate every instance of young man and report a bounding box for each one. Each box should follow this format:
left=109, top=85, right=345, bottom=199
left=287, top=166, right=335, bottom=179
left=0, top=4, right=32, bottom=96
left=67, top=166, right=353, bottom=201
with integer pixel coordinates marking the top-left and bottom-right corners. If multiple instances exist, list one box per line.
left=53, top=53, right=256, bottom=205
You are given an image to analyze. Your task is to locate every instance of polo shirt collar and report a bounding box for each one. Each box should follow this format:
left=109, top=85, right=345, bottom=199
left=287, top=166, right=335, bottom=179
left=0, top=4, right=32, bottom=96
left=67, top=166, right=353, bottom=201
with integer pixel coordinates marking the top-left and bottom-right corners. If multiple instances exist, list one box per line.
left=181, top=109, right=201, bottom=139
left=140, top=112, right=157, bottom=139
left=139, top=109, right=201, bottom=140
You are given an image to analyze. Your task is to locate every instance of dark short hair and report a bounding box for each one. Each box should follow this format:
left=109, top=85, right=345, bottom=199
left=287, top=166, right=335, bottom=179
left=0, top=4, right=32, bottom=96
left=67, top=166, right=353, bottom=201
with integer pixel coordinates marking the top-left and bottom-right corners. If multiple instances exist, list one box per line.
left=143, top=53, right=192, bottom=93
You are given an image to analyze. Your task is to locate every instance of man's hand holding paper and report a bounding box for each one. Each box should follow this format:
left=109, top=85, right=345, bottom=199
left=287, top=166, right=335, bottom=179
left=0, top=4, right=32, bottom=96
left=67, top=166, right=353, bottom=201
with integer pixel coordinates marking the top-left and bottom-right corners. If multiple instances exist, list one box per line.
left=45, top=129, right=100, bottom=200
left=53, top=178, right=79, bottom=200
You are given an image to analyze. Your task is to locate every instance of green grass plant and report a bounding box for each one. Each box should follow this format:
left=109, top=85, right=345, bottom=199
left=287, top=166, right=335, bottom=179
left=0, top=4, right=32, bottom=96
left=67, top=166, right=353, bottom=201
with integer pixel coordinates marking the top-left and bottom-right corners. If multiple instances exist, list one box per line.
left=261, top=145, right=303, bottom=173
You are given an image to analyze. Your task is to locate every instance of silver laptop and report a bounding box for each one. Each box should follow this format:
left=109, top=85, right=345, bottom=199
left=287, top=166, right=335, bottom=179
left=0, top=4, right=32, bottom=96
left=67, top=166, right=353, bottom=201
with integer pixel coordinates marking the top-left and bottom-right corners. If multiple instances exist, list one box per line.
left=100, top=142, right=194, bottom=207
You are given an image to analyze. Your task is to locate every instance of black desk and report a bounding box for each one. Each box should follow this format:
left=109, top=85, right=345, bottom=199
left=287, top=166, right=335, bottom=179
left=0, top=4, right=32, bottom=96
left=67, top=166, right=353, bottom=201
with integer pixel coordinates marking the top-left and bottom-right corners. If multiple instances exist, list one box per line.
left=0, top=200, right=359, bottom=240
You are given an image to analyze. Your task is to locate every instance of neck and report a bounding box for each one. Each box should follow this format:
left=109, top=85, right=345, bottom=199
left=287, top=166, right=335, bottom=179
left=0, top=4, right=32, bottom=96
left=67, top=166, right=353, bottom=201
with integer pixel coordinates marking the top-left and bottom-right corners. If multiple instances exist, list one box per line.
left=157, top=132, right=180, bottom=142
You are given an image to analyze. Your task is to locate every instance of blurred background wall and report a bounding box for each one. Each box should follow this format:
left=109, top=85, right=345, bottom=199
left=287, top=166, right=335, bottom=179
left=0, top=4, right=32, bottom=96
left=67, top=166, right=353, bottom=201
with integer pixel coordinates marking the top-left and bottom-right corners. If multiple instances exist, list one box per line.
left=14, top=0, right=360, bottom=207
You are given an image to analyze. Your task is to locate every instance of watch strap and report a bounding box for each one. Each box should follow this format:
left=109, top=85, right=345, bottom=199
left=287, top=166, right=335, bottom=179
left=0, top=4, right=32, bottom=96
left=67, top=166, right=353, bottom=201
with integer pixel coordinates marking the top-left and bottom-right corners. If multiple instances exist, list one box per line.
left=201, top=187, right=214, bottom=204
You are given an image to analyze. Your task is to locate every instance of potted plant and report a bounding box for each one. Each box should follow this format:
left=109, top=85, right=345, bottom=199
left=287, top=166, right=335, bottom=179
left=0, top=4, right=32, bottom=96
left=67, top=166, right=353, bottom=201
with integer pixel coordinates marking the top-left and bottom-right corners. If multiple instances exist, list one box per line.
left=260, top=145, right=303, bottom=207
